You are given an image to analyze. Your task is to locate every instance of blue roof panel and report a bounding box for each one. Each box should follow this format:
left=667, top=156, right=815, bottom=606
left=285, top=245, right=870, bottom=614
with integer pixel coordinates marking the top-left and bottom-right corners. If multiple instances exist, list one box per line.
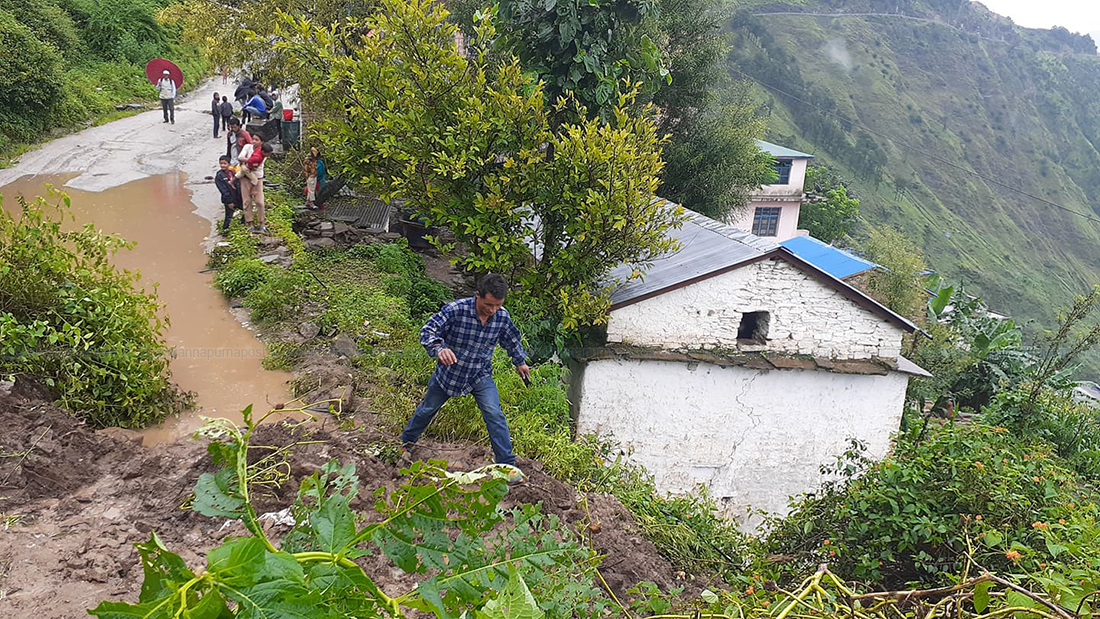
left=779, top=236, right=877, bottom=280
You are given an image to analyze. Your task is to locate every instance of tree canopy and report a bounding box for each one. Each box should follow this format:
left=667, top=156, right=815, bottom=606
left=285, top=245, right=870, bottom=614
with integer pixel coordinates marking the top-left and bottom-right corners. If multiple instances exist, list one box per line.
left=276, top=0, right=683, bottom=328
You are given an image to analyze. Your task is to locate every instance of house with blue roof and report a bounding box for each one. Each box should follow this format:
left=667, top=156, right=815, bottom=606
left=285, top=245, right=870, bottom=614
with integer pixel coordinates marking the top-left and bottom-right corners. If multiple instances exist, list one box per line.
left=573, top=205, right=930, bottom=530
left=729, top=140, right=814, bottom=242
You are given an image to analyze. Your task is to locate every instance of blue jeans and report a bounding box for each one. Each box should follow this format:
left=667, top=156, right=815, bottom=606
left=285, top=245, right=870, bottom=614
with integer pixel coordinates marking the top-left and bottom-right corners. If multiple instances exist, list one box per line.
left=401, top=375, right=516, bottom=465
left=213, top=112, right=220, bottom=137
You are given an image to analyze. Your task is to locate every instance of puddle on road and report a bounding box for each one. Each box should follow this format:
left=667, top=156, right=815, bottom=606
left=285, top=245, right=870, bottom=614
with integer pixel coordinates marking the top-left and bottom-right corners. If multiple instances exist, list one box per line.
left=0, top=173, right=294, bottom=444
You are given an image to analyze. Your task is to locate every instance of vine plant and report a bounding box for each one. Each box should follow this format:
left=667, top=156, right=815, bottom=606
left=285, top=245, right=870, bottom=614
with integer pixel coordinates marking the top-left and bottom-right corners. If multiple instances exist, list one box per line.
left=90, top=406, right=593, bottom=618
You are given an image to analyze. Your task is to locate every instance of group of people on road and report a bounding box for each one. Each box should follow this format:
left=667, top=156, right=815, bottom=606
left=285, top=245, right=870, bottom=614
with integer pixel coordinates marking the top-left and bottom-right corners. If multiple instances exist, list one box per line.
left=233, top=79, right=276, bottom=123
left=215, top=121, right=271, bottom=235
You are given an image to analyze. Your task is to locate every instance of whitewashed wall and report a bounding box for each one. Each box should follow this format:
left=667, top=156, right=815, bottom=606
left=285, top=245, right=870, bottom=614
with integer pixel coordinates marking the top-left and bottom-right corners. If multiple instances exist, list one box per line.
left=607, top=258, right=904, bottom=360
left=575, top=359, right=909, bottom=530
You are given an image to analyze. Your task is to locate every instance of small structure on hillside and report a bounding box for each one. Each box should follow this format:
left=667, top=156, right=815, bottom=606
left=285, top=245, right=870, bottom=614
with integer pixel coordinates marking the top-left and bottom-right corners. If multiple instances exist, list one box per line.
left=570, top=207, right=929, bottom=530
left=728, top=140, right=814, bottom=242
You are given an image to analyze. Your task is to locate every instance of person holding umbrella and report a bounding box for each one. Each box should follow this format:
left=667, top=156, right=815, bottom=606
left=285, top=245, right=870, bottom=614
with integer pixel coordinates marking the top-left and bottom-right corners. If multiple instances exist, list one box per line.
left=156, top=70, right=177, bottom=124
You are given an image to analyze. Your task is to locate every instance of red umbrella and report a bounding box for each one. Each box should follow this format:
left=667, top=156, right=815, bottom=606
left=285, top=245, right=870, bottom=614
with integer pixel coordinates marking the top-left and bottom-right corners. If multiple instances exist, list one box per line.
left=145, top=59, right=183, bottom=87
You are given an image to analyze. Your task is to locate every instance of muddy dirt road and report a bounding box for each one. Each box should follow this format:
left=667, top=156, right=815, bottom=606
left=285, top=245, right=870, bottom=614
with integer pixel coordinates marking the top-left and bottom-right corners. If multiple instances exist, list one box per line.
left=0, top=80, right=291, bottom=441
left=0, top=78, right=233, bottom=229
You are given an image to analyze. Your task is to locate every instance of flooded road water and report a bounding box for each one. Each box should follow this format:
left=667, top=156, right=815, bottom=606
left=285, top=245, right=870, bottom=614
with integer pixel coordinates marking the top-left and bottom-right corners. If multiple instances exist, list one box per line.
left=0, top=172, right=292, bottom=444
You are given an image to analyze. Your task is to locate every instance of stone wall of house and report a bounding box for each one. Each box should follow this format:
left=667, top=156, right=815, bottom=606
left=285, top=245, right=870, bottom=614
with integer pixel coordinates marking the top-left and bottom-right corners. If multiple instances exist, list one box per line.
left=575, top=358, right=909, bottom=529
left=607, top=257, right=904, bottom=360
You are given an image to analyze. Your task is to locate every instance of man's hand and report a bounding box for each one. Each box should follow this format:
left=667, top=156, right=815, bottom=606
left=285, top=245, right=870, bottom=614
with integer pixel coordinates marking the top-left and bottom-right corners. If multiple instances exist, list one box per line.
left=516, top=364, right=531, bottom=381
left=437, top=348, right=457, bottom=366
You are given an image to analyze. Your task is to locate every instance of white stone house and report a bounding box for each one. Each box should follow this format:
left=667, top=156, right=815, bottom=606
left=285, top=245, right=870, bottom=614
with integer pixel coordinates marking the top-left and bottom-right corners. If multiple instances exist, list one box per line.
left=572, top=208, right=929, bottom=530
left=728, top=140, right=814, bottom=242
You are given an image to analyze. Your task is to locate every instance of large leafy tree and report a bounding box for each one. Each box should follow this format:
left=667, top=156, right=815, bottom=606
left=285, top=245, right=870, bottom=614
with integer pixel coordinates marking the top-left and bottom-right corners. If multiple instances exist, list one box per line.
left=480, top=0, right=774, bottom=220
left=862, top=224, right=929, bottom=320
left=493, top=0, right=666, bottom=120
left=277, top=0, right=682, bottom=328
left=800, top=165, right=860, bottom=243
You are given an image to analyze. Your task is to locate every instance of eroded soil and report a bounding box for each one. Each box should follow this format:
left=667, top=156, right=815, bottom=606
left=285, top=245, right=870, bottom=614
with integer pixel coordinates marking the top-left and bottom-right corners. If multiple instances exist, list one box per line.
left=0, top=380, right=687, bottom=618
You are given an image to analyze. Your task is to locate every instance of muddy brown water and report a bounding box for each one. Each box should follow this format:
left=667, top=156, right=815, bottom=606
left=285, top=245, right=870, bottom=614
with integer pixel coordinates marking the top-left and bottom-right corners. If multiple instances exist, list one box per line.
left=0, top=172, right=293, bottom=444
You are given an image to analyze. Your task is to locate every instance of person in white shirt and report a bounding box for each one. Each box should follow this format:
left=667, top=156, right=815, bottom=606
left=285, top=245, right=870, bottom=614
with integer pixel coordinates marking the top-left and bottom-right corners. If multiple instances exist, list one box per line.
left=156, top=70, right=177, bottom=124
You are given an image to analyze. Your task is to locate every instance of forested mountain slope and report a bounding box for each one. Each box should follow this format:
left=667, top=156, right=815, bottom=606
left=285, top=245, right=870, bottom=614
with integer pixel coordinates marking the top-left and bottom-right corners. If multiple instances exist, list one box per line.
left=728, top=0, right=1100, bottom=369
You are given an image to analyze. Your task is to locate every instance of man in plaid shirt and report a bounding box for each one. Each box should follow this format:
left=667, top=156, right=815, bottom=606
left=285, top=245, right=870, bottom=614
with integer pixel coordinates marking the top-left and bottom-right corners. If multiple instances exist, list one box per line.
left=400, top=274, right=531, bottom=468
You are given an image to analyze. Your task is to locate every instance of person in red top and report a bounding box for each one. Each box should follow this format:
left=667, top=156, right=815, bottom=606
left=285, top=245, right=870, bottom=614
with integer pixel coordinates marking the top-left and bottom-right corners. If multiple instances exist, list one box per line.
left=236, top=133, right=270, bottom=233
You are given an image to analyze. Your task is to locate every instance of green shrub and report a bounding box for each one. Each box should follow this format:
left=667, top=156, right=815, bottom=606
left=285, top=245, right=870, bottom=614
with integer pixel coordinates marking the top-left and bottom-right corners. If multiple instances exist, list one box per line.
left=214, top=258, right=270, bottom=298
left=0, top=0, right=83, bottom=55
left=243, top=269, right=310, bottom=324
left=0, top=191, right=186, bottom=427
left=80, top=0, right=164, bottom=62
left=984, top=388, right=1100, bottom=478
left=373, top=239, right=424, bottom=277
left=0, top=10, right=64, bottom=141
left=407, top=275, right=452, bottom=319
left=762, top=423, right=1100, bottom=589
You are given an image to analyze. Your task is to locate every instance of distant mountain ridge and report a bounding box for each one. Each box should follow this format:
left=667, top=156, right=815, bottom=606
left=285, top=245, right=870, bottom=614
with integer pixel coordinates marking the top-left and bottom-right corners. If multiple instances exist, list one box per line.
left=728, top=0, right=1100, bottom=375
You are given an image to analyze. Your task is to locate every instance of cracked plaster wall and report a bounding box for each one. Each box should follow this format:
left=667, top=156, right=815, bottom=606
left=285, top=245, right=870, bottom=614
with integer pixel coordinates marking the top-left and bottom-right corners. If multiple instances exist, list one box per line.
left=576, top=359, right=908, bottom=530
left=607, top=258, right=904, bottom=360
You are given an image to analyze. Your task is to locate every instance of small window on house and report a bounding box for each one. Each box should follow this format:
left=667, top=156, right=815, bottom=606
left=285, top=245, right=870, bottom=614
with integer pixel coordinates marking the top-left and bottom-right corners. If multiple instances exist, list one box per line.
left=737, top=311, right=770, bottom=341
left=773, top=159, right=792, bottom=184
left=751, top=207, right=781, bottom=237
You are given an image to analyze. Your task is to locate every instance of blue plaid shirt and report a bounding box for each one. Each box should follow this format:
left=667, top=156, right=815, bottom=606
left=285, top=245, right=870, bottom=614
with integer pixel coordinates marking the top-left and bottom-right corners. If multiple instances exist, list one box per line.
left=421, top=297, right=527, bottom=396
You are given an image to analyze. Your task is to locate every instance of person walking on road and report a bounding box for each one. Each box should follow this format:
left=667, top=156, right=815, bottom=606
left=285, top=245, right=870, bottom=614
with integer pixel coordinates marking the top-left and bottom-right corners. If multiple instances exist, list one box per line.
left=156, top=70, right=177, bottom=124
left=400, top=274, right=530, bottom=478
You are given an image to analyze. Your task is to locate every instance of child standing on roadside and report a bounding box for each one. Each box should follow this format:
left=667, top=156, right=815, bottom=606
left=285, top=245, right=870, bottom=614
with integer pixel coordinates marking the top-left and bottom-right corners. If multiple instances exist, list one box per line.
left=304, top=155, right=318, bottom=209
left=219, top=96, right=233, bottom=132
left=214, top=155, right=240, bottom=234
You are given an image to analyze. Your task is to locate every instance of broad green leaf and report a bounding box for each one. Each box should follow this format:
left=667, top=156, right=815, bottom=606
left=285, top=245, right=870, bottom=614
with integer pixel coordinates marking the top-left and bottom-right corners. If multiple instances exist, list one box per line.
left=983, top=530, right=1003, bottom=547
left=135, top=531, right=194, bottom=603
left=973, top=581, right=991, bottom=613
left=311, top=497, right=357, bottom=554
left=207, top=537, right=268, bottom=587
left=1045, top=539, right=1069, bottom=558
left=220, top=580, right=322, bottom=619
left=477, top=566, right=544, bottom=619
left=193, top=467, right=246, bottom=519
left=87, top=599, right=173, bottom=619
left=184, top=589, right=232, bottom=619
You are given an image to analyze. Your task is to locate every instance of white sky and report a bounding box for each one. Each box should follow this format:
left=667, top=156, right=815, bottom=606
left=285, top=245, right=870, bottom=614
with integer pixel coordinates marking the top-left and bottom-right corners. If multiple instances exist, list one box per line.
left=977, top=0, right=1100, bottom=36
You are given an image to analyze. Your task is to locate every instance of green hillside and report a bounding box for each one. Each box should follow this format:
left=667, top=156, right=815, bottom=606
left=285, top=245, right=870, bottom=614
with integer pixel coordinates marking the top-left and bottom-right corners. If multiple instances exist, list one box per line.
left=727, top=0, right=1100, bottom=374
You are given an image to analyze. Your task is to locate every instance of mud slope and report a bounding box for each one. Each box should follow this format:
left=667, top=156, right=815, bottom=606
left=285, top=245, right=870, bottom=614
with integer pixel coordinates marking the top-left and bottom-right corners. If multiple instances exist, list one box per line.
left=0, top=380, right=685, bottom=618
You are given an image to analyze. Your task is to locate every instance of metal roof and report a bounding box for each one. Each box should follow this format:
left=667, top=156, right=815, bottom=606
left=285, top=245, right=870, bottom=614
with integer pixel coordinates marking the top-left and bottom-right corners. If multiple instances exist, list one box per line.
left=607, top=204, right=921, bottom=336
left=756, top=139, right=814, bottom=160
left=607, top=207, right=775, bottom=307
left=779, top=235, right=877, bottom=280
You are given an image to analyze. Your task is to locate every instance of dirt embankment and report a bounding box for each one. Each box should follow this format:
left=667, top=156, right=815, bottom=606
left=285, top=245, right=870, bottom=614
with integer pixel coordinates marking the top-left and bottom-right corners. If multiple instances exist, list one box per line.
left=0, top=379, right=686, bottom=618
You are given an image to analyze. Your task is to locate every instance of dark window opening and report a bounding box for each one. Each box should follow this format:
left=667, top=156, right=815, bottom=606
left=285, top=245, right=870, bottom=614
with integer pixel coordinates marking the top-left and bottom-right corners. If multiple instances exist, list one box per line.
left=738, top=311, right=770, bottom=341
left=773, top=159, right=792, bottom=184
left=751, top=207, right=781, bottom=237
